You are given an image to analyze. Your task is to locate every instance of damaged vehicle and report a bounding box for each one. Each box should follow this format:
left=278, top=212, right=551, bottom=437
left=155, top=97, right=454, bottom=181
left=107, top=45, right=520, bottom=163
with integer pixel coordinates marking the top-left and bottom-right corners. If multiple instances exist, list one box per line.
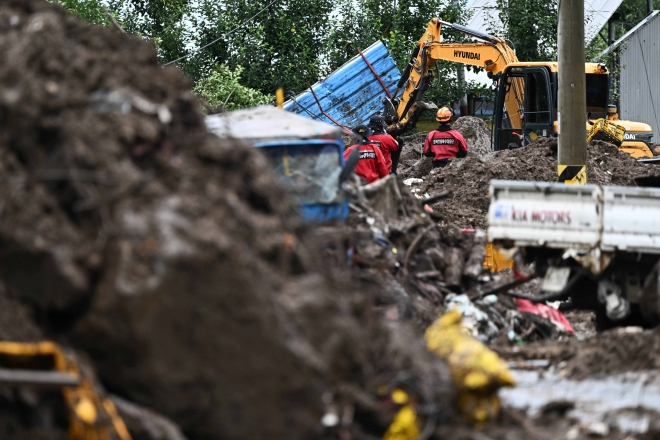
left=488, top=180, right=660, bottom=329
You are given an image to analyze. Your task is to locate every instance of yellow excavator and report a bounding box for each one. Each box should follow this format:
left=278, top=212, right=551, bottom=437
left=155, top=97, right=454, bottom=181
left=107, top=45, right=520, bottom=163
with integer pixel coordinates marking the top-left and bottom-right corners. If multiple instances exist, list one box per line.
left=384, top=18, right=655, bottom=158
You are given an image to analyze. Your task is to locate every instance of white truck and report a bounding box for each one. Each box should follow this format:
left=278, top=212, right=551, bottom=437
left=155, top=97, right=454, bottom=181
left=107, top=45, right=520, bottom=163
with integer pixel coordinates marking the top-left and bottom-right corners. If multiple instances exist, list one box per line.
left=487, top=180, right=660, bottom=329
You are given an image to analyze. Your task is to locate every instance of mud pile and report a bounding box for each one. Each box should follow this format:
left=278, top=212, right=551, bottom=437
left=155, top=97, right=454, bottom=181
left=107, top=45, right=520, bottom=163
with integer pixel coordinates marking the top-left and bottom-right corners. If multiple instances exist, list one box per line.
left=346, top=176, right=487, bottom=327
left=501, top=325, right=660, bottom=379
left=398, top=116, right=492, bottom=178
left=400, top=137, right=660, bottom=228
left=452, top=116, right=492, bottom=157
left=0, top=1, right=454, bottom=438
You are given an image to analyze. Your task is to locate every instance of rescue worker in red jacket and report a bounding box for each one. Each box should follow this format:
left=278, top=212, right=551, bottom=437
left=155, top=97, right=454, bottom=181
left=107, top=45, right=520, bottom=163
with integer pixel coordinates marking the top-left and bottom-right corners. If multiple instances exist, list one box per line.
left=343, top=125, right=389, bottom=184
left=423, top=106, right=468, bottom=168
left=367, top=115, right=400, bottom=174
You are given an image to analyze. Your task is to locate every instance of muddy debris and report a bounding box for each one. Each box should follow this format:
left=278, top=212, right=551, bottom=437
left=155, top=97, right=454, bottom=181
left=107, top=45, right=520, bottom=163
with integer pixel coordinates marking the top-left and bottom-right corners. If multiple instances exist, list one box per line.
left=344, top=176, right=571, bottom=346
left=400, top=135, right=660, bottom=228
left=0, top=1, right=657, bottom=439
left=501, top=326, right=660, bottom=380
left=0, top=1, right=460, bottom=439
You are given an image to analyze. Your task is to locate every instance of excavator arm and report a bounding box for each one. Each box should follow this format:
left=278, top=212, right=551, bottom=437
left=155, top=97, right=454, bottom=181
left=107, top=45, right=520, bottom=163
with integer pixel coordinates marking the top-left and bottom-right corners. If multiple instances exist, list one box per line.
left=385, top=18, right=519, bottom=136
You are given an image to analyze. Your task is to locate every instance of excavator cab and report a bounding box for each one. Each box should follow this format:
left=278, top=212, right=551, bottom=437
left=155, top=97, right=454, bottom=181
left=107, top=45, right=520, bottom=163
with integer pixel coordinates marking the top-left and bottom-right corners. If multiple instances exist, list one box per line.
left=493, top=65, right=555, bottom=151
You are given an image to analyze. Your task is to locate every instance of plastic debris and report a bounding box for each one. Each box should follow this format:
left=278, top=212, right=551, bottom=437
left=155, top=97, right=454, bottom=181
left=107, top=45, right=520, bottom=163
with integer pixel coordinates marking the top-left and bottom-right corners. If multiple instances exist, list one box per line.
left=382, top=390, right=420, bottom=440
left=484, top=243, right=514, bottom=272
left=425, top=309, right=515, bottom=425
left=516, top=299, right=575, bottom=334
left=402, top=178, right=424, bottom=186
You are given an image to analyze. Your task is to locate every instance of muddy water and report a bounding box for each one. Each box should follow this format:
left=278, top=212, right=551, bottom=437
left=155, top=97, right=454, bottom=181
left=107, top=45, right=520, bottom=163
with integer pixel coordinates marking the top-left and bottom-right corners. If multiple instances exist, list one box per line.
left=502, top=368, right=660, bottom=434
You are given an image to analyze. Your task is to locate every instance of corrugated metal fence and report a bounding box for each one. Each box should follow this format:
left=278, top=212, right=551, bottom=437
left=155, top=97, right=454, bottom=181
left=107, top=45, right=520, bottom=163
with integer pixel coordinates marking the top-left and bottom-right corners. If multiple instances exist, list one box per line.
left=620, top=11, right=660, bottom=143
left=283, top=41, right=401, bottom=129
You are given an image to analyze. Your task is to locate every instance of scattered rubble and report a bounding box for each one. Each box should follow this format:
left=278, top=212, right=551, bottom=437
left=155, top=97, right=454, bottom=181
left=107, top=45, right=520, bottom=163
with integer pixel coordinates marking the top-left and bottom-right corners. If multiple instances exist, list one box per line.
left=345, top=176, right=571, bottom=346
left=502, top=326, right=660, bottom=380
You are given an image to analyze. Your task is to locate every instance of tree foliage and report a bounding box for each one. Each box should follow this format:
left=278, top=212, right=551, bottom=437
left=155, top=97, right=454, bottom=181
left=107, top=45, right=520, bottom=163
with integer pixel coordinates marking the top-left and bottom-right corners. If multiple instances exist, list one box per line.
left=325, top=0, right=472, bottom=105
left=55, top=0, right=480, bottom=109
left=487, top=0, right=557, bottom=61
left=193, top=65, right=273, bottom=111
left=53, top=0, right=111, bottom=26
left=185, top=0, right=335, bottom=95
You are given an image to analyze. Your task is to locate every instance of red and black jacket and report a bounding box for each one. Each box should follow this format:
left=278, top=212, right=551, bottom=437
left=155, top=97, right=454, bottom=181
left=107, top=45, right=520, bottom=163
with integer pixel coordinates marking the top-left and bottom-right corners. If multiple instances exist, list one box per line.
left=367, top=133, right=399, bottom=173
left=423, top=125, right=468, bottom=164
left=343, top=142, right=389, bottom=184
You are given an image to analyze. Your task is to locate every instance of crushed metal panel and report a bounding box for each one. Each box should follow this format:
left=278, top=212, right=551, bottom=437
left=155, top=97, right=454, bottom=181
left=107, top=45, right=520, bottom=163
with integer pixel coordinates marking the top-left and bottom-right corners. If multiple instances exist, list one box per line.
left=283, top=41, right=400, bottom=128
left=619, top=11, right=660, bottom=144
left=205, top=105, right=343, bottom=144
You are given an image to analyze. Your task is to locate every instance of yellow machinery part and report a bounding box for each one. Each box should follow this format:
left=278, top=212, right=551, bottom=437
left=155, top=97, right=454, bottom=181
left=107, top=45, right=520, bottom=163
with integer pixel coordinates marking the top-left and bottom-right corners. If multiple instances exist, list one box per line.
left=382, top=401, right=420, bottom=440
left=484, top=243, right=514, bottom=272
left=620, top=141, right=654, bottom=158
left=587, top=118, right=626, bottom=146
left=0, top=341, right=132, bottom=440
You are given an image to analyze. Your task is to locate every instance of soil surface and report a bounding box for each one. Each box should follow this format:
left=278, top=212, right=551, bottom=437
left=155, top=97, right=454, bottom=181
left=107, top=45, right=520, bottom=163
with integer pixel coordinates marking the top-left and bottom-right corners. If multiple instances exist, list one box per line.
left=400, top=133, right=660, bottom=228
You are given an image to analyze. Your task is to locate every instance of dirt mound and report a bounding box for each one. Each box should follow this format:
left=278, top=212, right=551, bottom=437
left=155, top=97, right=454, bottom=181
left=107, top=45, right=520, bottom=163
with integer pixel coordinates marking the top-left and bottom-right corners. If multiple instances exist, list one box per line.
left=400, top=137, right=660, bottom=228
left=0, top=282, right=44, bottom=342
left=0, top=1, right=454, bottom=438
left=502, top=326, right=660, bottom=379
left=421, top=141, right=557, bottom=228
left=452, top=116, right=492, bottom=157
left=586, top=140, right=659, bottom=186
left=561, top=327, right=660, bottom=378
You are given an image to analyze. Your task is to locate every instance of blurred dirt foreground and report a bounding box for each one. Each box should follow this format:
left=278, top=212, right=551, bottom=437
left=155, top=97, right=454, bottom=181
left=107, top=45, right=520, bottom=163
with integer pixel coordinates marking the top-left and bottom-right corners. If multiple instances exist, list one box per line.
left=0, top=1, right=455, bottom=438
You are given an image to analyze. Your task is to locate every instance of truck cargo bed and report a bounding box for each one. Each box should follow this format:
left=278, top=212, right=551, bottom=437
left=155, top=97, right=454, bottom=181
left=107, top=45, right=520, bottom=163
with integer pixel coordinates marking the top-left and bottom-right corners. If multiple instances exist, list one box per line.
left=488, top=180, right=660, bottom=254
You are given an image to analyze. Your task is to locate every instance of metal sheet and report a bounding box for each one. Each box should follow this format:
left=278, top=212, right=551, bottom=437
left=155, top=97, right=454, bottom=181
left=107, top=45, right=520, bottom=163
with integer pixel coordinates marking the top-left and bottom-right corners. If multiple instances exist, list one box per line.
left=618, top=12, right=660, bottom=143
left=466, top=0, right=624, bottom=44
left=0, top=368, right=80, bottom=387
left=602, top=185, right=660, bottom=253
left=283, top=41, right=400, bottom=129
left=487, top=180, right=602, bottom=250
left=205, top=105, right=343, bottom=144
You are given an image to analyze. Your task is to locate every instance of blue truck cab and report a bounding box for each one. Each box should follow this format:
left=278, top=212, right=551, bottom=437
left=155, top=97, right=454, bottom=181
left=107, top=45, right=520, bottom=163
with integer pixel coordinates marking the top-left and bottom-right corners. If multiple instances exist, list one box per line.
left=205, top=106, right=348, bottom=222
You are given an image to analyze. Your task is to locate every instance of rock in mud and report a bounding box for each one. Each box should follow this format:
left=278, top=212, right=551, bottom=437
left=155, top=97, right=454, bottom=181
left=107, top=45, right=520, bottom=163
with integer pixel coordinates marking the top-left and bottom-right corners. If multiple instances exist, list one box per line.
left=452, top=116, right=492, bottom=157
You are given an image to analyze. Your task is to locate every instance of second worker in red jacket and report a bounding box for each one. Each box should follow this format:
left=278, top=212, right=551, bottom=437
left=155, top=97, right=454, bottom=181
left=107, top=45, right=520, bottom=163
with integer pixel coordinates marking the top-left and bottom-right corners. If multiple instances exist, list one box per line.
left=343, top=125, right=389, bottom=184
left=367, top=115, right=400, bottom=174
left=423, top=106, right=468, bottom=168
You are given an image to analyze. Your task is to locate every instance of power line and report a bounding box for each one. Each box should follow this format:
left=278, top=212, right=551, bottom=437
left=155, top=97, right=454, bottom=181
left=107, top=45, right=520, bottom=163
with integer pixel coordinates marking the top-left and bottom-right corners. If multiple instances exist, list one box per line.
left=163, top=0, right=277, bottom=67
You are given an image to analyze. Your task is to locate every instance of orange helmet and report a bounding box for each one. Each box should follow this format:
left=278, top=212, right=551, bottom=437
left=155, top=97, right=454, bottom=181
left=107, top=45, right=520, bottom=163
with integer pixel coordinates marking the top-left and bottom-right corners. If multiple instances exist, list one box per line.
left=436, top=106, right=453, bottom=122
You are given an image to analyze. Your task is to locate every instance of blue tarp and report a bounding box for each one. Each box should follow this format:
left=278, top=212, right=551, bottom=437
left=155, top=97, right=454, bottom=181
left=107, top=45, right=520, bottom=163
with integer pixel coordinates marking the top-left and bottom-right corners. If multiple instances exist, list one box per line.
left=284, top=41, right=401, bottom=129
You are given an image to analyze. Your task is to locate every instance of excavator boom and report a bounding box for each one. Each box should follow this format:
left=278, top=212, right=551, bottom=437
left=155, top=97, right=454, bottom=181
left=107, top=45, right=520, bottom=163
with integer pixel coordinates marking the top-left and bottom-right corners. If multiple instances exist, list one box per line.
left=385, top=18, right=518, bottom=136
left=385, top=17, right=654, bottom=158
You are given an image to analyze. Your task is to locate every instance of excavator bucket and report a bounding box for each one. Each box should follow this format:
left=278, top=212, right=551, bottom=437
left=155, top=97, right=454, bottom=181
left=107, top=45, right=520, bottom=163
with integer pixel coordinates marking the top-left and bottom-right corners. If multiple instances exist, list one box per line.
left=386, top=101, right=437, bottom=137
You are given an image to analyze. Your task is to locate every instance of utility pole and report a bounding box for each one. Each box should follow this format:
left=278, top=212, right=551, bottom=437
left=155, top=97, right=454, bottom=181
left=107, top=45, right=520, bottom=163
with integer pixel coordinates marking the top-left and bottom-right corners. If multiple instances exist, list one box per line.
left=557, top=0, right=587, bottom=184
left=457, top=66, right=468, bottom=116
